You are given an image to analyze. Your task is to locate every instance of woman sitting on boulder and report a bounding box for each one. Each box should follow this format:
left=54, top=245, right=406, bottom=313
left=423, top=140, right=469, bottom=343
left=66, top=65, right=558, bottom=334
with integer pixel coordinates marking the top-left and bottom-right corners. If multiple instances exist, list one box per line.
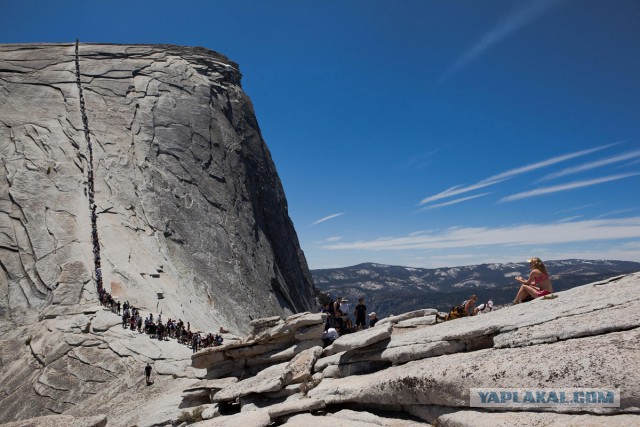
left=513, top=257, right=553, bottom=304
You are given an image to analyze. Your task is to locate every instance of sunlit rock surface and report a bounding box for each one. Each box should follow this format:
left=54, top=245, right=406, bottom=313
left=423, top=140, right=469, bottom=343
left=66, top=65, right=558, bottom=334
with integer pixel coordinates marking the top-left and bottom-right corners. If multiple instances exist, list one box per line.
left=0, top=42, right=315, bottom=424
left=0, top=43, right=315, bottom=334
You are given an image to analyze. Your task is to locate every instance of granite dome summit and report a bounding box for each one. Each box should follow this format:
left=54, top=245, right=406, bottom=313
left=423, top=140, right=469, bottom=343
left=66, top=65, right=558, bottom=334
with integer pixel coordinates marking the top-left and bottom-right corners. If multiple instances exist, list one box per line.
left=0, top=42, right=316, bottom=334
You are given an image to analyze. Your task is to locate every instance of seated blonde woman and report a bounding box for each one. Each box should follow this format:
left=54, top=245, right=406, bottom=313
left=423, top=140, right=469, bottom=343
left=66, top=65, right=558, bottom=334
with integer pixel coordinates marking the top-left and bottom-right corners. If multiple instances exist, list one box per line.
left=513, top=257, right=553, bottom=304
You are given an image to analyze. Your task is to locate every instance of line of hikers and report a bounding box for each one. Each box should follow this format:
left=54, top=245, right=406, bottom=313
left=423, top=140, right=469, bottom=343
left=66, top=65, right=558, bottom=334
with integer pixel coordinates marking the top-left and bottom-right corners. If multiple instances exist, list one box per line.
left=98, top=288, right=224, bottom=352
left=77, top=43, right=225, bottom=356
left=76, top=40, right=104, bottom=295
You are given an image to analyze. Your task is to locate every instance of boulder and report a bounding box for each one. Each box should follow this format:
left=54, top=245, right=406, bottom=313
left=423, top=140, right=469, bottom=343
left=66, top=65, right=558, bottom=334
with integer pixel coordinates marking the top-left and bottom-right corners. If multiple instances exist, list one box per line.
left=295, top=323, right=325, bottom=341
left=90, top=310, right=121, bottom=333
left=377, top=309, right=439, bottom=326
left=286, top=345, right=323, bottom=384
left=205, top=358, right=248, bottom=379
left=434, top=410, right=640, bottom=427
left=281, top=410, right=424, bottom=426
left=286, top=312, right=327, bottom=330
left=493, top=298, right=640, bottom=349
left=267, top=398, right=325, bottom=419
left=211, top=362, right=293, bottom=402
left=281, top=413, right=374, bottom=426
left=183, top=377, right=239, bottom=394
left=247, top=340, right=323, bottom=367
left=1, top=414, right=107, bottom=427
left=201, top=404, right=221, bottom=420
left=395, top=316, right=437, bottom=329
left=380, top=340, right=465, bottom=365
left=313, top=352, right=345, bottom=373
left=193, top=410, right=271, bottom=427
left=192, top=347, right=230, bottom=369
left=308, top=327, right=640, bottom=412
left=323, top=323, right=393, bottom=356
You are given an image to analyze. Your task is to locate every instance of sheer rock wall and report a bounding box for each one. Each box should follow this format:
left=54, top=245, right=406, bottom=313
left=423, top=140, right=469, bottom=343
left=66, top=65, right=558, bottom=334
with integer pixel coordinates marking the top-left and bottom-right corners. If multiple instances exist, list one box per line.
left=0, top=43, right=316, bottom=334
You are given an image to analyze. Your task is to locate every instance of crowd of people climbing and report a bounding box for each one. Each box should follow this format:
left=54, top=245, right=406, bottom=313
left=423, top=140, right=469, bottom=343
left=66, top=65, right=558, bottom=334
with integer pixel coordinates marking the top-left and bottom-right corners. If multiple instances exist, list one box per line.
left=75, top=39, right=104, bottom=293
left=97, top=288, right=225, bottom=352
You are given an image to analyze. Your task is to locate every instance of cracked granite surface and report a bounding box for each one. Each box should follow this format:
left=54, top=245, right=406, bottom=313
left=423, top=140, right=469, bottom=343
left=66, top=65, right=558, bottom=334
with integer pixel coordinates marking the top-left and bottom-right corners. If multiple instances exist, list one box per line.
left=0, top=43, right=316, bottom=424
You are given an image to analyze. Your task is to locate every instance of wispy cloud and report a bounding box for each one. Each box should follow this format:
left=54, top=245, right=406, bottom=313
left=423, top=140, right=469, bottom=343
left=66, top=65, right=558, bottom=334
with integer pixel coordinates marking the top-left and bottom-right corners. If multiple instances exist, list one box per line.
left=404, top=148, right=441, bottom=170
left=419, top=180, right=504, bottom=206
left=322, top=217, right=640, bottom=251
left=439, top=0, right=559, bottom=83
left=311, top=212, right=345, bottom=226
left=500, top=173, right=640, bottom=202
left=594, top=208, right=638, bottom=219
left=419, top=143, right=618, bottom=206
left=556, top=216, right=583, bottom=223
left=421, top=193, right=491, bottom=210
left=409, top=230, right=433, bottom=236
left=617, top=158, right=640, bottom=169
left=539, top=149, right=640, bottom=182
left=552, top=204, right=598, bottom=215
left=324, top=236, right=343, bottom=242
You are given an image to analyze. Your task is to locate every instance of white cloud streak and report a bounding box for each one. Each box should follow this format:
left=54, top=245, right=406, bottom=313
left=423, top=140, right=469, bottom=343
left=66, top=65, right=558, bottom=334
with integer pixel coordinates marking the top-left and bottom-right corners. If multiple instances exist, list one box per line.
left=322, top=217, right=640, bottom=252
left=552, top=204, right=598, bottom=215
left=500, top=173, right=640, bottom=202
left=594, top=209, right=638, bottom=219
left=311, top=212, right=345, bottom=226
left=439, top=0, right=559, bottom=82
left=419, top=180, right=505, bottom=206
left=419, top=143, right=619, bottom=206
left=539, top=149, right=640, bottom=182
left=421, top=193, right=491, bottom=210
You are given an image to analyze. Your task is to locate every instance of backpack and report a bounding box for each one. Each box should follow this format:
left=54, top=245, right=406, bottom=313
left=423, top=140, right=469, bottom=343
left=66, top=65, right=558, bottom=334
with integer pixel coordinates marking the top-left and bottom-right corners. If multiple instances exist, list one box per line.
left=445, top=305, right=467, bottom=321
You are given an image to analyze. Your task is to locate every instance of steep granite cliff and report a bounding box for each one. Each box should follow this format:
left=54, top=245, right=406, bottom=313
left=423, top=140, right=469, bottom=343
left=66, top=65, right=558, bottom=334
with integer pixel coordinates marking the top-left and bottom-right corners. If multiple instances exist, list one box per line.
left=0, top=42, right=316, bottom=334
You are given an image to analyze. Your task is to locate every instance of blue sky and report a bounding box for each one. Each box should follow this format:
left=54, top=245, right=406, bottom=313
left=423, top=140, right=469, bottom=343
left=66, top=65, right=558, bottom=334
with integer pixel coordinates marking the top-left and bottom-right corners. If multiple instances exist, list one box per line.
left=2, top=0, right=639, bottom=269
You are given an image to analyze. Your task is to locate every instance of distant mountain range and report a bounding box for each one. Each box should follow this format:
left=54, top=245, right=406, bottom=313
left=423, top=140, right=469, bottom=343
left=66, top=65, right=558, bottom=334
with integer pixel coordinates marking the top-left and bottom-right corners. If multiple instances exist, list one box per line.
left=311, top=259, right=640, bottom=318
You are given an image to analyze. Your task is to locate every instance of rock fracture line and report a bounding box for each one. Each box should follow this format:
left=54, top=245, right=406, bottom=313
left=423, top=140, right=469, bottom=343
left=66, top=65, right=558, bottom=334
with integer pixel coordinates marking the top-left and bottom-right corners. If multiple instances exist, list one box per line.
left=74, top=39, right=103, bottom=292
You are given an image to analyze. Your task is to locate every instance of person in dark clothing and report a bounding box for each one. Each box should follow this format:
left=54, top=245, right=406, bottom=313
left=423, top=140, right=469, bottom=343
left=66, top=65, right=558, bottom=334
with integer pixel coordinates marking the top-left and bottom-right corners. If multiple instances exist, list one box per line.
left=192, top=334, right=198, bottom=353
left=144, top=363, right=152, bottom=384
left=157, top=322, right=164, bottom=341
left=369, top=312, right=379, bottom=328
left=354, top=298, right=367, bottom=330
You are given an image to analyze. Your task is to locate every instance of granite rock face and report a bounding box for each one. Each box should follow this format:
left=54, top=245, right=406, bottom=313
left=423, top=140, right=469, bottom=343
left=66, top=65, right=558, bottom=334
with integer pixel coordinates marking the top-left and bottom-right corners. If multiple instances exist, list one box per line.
left=0, top=43, right=315, bottom=333
left=0, top=42, right=315, bottom=425
left=188, top=273, right=640, bottom=426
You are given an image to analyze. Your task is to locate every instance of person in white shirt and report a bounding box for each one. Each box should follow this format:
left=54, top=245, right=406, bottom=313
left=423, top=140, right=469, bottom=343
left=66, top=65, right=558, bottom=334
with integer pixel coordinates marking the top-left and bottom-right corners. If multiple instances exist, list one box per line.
left=476, top=300, right=494, bottom=314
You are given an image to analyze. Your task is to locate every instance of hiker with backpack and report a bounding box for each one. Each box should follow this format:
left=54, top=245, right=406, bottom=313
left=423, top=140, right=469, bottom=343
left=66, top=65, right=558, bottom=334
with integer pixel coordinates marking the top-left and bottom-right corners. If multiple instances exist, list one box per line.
left=437, top=294, right=479, bottom=322
left=513, top=257, right=554, bottom=304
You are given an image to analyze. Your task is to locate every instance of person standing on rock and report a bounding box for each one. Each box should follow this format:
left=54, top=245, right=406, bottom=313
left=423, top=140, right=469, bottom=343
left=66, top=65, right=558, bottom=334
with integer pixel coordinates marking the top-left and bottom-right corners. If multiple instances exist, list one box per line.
left=144, top=363, right=152, bottom=385
left=192, top=333, right=199, bottom=353
left=354, top=298, right=367, bottom=330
